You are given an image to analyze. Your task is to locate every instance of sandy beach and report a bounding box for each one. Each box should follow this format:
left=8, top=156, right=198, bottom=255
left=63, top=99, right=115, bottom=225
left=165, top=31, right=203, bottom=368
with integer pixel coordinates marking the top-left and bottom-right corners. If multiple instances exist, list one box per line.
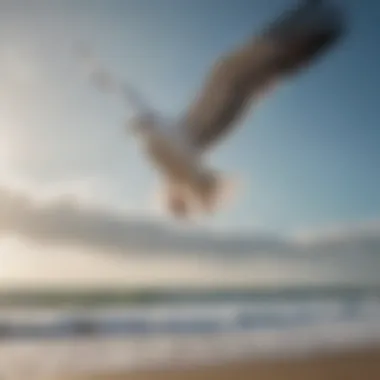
left=66, top=346, right=380, bottom=380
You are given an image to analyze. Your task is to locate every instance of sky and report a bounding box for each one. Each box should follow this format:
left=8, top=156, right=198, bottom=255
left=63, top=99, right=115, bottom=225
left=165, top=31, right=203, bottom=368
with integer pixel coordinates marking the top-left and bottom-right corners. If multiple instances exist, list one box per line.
left=0, top=0, right=379, bottom=289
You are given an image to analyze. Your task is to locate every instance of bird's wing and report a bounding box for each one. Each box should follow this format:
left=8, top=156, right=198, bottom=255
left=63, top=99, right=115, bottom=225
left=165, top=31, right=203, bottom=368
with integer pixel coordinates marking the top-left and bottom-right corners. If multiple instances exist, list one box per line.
left=180, top=0, right=344, bottom=152
left=75, top=43, right=152, bottom=116
left=180, top=39, right=279, bottom=152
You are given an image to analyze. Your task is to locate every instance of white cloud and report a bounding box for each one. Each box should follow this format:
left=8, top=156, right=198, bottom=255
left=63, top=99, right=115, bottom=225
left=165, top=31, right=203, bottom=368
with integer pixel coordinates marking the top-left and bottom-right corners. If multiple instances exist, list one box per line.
left=0, top=185, right=379, bottom=288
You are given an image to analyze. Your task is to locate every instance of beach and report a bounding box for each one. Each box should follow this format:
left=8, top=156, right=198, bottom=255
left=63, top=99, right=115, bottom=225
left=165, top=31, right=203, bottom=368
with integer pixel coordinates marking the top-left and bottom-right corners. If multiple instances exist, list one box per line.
left=71, top=346, right=380, bottom=380
left=1, top=294, right=380, bottom=379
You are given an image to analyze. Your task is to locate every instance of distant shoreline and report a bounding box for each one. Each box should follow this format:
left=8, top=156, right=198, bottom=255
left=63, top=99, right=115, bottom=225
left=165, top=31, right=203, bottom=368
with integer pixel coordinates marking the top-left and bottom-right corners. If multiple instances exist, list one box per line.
left=0, top=285, right=378, bottom=308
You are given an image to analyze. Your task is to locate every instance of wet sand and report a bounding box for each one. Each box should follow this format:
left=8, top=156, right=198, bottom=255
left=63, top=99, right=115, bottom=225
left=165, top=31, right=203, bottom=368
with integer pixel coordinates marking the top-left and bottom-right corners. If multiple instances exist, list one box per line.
left=67, top=346, right=380, bottom=380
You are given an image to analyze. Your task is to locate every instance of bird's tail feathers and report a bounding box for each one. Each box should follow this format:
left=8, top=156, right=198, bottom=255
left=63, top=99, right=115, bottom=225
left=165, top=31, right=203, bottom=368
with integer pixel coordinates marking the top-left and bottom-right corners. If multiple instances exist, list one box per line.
left=154, top=171, right=240, bottom=220
left=197, top=169, right=240, bottom=214
left=159, top=183, right=196, bottom=220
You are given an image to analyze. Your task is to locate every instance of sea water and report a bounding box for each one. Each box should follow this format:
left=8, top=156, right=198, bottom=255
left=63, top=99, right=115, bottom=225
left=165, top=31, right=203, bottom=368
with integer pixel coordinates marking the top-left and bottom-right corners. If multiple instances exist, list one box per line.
left=0, top=292, right=379, bottom=379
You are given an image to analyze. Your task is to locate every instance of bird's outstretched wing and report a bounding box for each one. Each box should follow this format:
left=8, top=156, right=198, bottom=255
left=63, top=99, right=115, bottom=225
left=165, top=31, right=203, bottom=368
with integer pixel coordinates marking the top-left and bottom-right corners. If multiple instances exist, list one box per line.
left=180, top=0, right=345, bottom=152
left=75, top=43, right=153, bottom=117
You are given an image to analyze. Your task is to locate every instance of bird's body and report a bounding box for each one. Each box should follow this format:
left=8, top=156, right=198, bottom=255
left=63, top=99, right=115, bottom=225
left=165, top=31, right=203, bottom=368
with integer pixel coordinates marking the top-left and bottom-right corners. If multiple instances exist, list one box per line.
left=80, top=0, right=346, bottom=219
left=130, top=113, right=228, bottom=217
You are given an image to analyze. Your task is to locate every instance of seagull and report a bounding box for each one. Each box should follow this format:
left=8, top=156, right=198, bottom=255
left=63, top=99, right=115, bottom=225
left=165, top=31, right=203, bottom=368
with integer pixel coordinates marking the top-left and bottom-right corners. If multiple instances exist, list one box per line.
left=78, top=0, right=345, bottom=219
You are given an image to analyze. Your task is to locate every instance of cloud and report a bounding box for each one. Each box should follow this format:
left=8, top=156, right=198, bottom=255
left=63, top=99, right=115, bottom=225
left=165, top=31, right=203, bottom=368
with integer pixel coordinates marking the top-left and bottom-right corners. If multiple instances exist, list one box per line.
left=0, top=185, right=379, bottom=287
left=0, top=185, right=379, bottom=260
left=0, top=184, right=290, bottom=256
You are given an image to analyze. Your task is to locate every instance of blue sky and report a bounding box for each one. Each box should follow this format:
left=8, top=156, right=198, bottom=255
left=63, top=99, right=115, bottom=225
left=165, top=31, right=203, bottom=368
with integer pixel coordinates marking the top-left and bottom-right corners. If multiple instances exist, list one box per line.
left=0, top=0, right=379, bottom=232
left=0, top=1, right=379, bottom=287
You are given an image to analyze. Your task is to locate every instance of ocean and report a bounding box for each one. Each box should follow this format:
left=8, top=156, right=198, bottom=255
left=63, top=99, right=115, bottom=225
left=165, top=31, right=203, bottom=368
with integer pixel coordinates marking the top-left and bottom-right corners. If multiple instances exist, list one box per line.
left=0, top=289, right=379, bottom=379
